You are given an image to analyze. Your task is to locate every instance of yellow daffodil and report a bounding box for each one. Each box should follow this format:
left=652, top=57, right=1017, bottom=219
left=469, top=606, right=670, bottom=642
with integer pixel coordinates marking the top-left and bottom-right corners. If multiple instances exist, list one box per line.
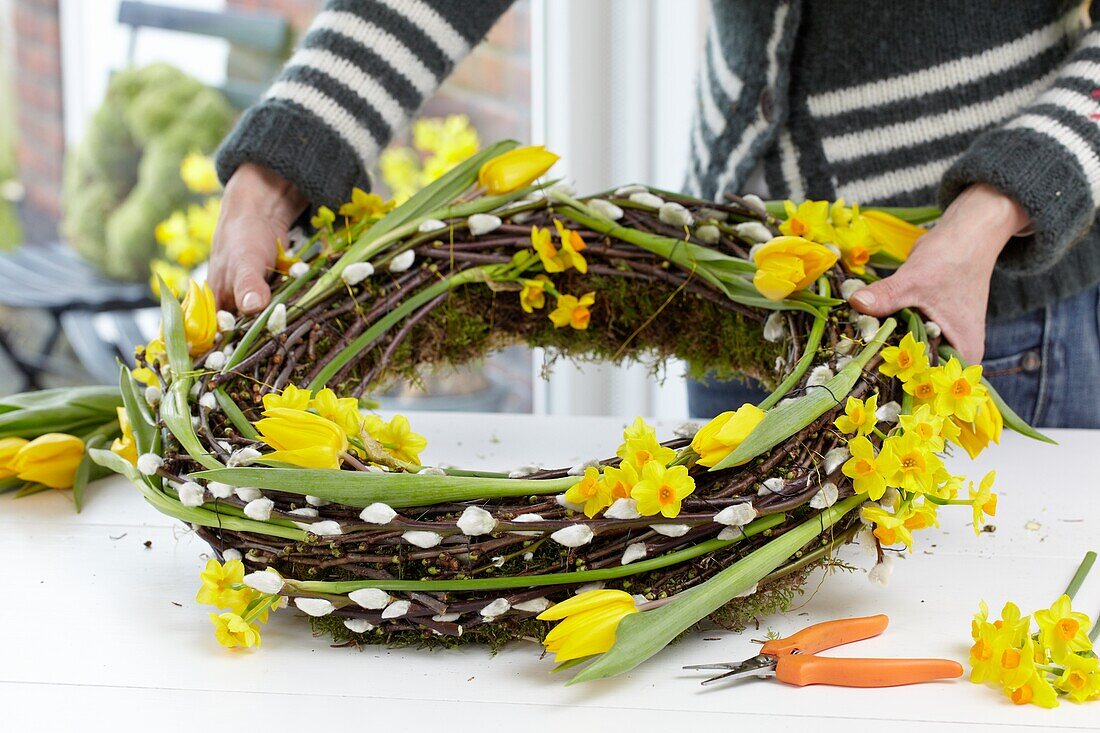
left=110, top=407, right=139, bottom=466
left=531, top=224, right=587, bottom=274
left=601, top=461, right=639, bottom=501
left=902, top=369, right=938, bottom=406
left=209, top=611, right=262, bottom=649
left=0, top=436, right=28, bottom=479
left=970, top=614, right=1005, bottom=685
left=274, top=240, right=300, bottom=274
left=968, top=470, right=997, bottom=534
left=538, top=589, right=638, bottom=662
left=879, top=332, right=929, bottom=382
left=549, top=292, right=595, bottom=330
left=262, top=384, right=313, bottom=412
left=841, top=435, right=899, bottom=501
left=364, top=414, right=428, bottom=465
left=1055, top=652, right=1100, bottom=702
left=952, top=393, right=1003, bottom=459
left=1035, top=594, right=1093, bottom=664
left=310, top=387, right=363, bottom=437
left=898, top=404, right=950, bottom=452
left=930, top=358, right=986, bottom=422
left=997, top=635, right=1039, bottom=691
left=861, top=504, right=914, bottom=550
left=12, top=433, right=85, bottom=489
left=477, top=145, right=559, bottom=195
left=751, top=236, right=838, bottom=300
left=615, top=417, right=675, bottom=471
left=691, top=403, right=766, bottom=468
left=1009, top=670, right=1060, bottom=708
left=338, top=187, right=395, bottom=222
left=564, top=466, right=611, bottom=518
left=882, top=432, right=942, bottom=494
left=180, top=151, right=221, bottom=194
left=834, top=394, right=879, bottom=436
left=181, top=280, right=218, bottom=356
left=862, top=209, right=927, bottom=262
left=553, top=219, right=589, bottom=273
left=196, top=558, right=253, bottom=611
left=519, top=275, right=551, bottom=313
left=834, top=210, right=879, bottom=275
left=132, top=337, right=167, bottom=387
left=631, top=461, right=695, bottom=518
left=310, top=206, right=336, bottom=230
left=902, top=498, right=939, bottom=534
left=780, top=200, right=835, bottom=243
left=256, top=407, right=349, bottom=469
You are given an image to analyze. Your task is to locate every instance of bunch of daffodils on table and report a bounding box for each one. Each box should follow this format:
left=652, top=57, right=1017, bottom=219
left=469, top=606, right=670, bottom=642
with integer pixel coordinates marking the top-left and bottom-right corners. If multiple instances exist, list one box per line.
left=0, top=140, right=1056, bottom=687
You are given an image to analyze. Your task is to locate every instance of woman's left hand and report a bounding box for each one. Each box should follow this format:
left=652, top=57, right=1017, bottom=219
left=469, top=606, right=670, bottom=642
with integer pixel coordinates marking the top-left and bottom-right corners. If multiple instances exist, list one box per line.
left=848, top=183, right=1030, bottom=364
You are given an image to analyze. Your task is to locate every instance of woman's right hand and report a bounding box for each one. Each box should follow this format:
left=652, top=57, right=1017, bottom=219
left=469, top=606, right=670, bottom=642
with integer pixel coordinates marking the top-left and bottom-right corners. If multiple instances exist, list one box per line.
left=209, top=163, right=309, bottom=314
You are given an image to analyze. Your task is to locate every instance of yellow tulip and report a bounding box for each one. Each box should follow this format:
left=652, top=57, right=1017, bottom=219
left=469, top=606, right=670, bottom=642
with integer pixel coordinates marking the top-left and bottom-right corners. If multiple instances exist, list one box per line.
left=256, top=407, right=349, bottom=469
left=12, top=433, right=85, bottom=489
left=262, top=384, right=312, bottom=412
left=952, top=393, right=1003, bottom=459
left=0, top=437, right=28, bottom=478
left=863, top=209, right=927, bottom=262
left=110, top=407, right=139, bottom=466
left=477, top=145, right=559, bottom=195
left=691, top=403, right=766, bottom=467
left=752, top=236, right=838, bottom=300
left=181, top=280, right=218, bottom=356
left=537, top=590, right=638, bottom=662
left=310, top=387, right=363, bottom=436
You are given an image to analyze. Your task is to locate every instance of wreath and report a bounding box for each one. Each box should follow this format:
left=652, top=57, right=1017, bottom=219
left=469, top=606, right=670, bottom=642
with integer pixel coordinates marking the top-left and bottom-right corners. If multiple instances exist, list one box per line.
left=39, top=141, right=1049, bottom=683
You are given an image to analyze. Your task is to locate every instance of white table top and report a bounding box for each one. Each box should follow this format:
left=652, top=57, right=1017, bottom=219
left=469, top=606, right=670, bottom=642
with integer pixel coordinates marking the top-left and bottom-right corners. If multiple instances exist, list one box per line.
left=3, top=413, right=1098, bottom=732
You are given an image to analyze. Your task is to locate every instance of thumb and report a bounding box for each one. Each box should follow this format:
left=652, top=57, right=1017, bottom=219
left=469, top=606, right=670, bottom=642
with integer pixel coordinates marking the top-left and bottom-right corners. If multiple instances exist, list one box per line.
left=849, top=270, right=920, bottom=318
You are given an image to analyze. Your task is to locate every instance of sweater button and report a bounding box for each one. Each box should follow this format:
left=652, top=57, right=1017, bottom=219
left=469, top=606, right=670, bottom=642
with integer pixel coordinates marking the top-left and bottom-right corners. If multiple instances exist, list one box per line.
left=759, top=88, right=775, bottom=123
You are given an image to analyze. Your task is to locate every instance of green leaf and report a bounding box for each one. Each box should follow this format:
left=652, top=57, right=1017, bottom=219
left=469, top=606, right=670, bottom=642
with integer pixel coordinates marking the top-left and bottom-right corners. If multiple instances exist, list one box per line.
left=567, top=495, right=862, bottom=684
left=161, top=381, right=223, bottom=471
left=88, top=448, right=307, bottom=541
left=711, top=318, right=896, bottom=470
left=0, top=386, right=122, bottom=440
left=14, top=482, right=49, bottom=498
left=0, top=386, right=122, bottom=413
left=0, top=477, right=21, bottom=495
left=302, top=141, right=520, bottom=306
left=72, top=434, right=108, bottom=512
left=759, top=307, right=827, bottom=411
left=289, top=514, right=785, bottom=593
left=213, top=388, right=259, bottom=439
left=193, top=465, right=579, bottom=508
left=938, top=345, right=1056, bottom=445
left=118, top=365, right=156, bottom=455
left=158, top=277, right=191, bottom=379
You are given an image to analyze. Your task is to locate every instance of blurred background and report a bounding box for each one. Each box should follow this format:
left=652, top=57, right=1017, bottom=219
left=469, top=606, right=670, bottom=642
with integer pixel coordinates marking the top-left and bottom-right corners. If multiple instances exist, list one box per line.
left=0, top=0, right=706, bottom=417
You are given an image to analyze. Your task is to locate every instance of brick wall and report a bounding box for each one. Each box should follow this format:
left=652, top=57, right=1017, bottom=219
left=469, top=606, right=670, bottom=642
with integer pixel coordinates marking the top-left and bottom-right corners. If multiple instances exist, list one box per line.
left=13, top=0, right=64, bottom=244
left=228, top=0, right=532, bottom=147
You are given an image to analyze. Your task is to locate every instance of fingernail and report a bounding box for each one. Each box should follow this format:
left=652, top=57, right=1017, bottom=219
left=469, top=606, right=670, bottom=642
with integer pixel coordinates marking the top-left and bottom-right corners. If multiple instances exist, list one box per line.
left=241, top=291, right=262, bottom=312
left=852, top=290, right=876, bottom=308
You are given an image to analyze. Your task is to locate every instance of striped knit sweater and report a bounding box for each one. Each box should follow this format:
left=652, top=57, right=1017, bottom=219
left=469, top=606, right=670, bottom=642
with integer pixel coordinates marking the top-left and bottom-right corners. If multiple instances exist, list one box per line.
left=216, top=0, right=1100, bottom=321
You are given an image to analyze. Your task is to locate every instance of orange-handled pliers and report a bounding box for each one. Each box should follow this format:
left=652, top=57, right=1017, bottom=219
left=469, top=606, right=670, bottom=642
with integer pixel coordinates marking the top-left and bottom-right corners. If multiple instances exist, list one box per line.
left=684, top=614, right=963, bottom=687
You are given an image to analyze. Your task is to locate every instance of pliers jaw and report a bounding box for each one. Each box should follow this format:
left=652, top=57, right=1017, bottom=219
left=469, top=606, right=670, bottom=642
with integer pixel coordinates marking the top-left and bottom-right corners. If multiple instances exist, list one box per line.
left=683, top=653, right=778, bottom=686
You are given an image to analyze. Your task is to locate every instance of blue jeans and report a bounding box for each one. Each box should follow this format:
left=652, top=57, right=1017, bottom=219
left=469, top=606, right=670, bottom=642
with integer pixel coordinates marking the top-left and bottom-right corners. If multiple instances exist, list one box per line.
left=687, top=284, right=1100, bottom=428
